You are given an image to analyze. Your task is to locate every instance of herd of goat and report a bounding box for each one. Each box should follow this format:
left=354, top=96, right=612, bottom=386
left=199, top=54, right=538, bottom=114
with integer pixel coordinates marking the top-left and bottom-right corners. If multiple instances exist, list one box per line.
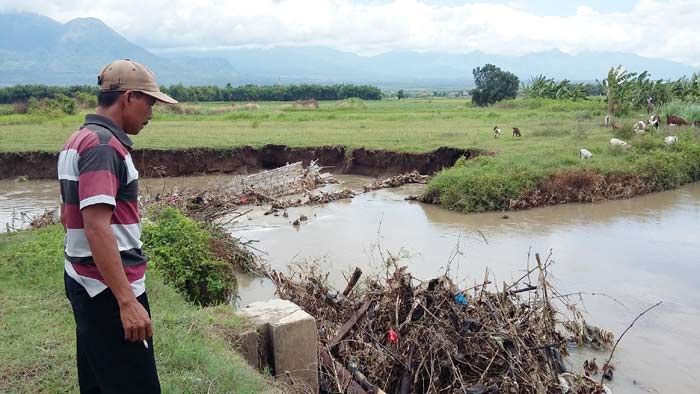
left=492, top=113, right=688, bottom=160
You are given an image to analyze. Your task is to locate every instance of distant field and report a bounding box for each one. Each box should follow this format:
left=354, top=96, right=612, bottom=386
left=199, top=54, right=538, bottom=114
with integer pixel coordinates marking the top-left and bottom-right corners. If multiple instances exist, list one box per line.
left=2, top=97, right=698, bottom=212
left=2, top=97, right=609, bottom=153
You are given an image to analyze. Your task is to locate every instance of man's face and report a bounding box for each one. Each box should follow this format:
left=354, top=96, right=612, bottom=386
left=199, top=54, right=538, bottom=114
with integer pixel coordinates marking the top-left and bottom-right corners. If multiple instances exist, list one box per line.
left=123, top=91, right=155, bottom=135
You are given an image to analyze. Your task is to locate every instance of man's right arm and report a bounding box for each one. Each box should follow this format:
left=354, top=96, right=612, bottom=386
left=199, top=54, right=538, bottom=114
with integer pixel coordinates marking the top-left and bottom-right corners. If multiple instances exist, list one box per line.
left=82, top=203, right=152, bottom=342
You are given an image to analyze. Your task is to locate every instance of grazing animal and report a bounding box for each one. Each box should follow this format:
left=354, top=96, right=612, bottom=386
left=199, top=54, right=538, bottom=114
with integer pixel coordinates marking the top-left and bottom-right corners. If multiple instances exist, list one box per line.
left=633, top=120, right=646, bottom=133
left=648, top=114, right=660, bottom=132
left=579, top=148, right=593, bottom=159
left=611, top=122, right=622, bottom=130
left=493, top=126, right=501, bottom=138
left=667, top=114, right=688, bottom=126
left=604, top=114, right=611, bottom=127
left=512, top=127, right=522, bottom=137
left=610, top=138, right=629, bottom=148
left=664, top=136, right=678, bottom=146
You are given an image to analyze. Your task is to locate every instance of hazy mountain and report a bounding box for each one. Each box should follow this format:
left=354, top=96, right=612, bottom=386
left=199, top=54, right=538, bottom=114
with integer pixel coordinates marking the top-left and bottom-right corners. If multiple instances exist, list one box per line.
left=157, top=46, right=696, bottom=88
left=0, top=13, right=236, bottom=86
left=1, top=12, right=696, bottom=88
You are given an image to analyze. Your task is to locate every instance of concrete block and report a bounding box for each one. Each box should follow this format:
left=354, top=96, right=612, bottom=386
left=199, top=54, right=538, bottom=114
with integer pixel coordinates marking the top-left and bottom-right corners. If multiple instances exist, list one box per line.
left=237, top=299, right=319, bottom=392
left=236, top=328, right=261, bottom=370
left=270, top=309, right=319, bottom=391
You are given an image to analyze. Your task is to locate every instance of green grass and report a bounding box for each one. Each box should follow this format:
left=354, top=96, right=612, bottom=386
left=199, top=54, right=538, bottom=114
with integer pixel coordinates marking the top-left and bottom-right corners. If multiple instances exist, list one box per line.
left=0, top=226, right=271, bottom=393
left=0, top=98, right=606, bottom=152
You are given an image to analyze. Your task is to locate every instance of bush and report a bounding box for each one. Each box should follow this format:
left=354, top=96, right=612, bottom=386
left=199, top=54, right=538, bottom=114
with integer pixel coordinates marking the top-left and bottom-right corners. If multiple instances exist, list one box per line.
left=426, top=156, right=542, bottom=212
left=142, top=207, right=236, bottom=305
left=335, top=97, right=367, bottom=110
left=74, top=91, right=97, bottom=109
left=635, top=151, right=692, bottom=191
left=27, top=94, right=76, bottom=116
left=13, top=101, right=28, bottom=114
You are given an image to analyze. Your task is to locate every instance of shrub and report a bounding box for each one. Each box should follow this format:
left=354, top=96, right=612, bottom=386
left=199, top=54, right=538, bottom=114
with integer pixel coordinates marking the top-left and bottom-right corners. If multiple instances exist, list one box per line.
left=636, top=151, right=690, bottom=191
left=335, top=97, right=367, bottom=110
left=74, top=91, right=97, bottom=109
left=13, top=101, right=28, bottom=114
left=142, top=207, right=236, bottom=305
left=427, top=156, right=542, bottom=212
left=27, top=94, right=76, bottom=116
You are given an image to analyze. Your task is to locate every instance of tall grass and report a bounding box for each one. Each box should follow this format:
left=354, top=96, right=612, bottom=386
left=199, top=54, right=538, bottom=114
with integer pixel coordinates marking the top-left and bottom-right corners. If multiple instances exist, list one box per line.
left=657, top=100, right=700, bottom=122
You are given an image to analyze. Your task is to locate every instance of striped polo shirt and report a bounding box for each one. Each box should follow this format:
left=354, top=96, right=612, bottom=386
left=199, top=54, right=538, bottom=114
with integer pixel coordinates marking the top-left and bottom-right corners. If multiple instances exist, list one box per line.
left=58, top=114, right=146, bottom=297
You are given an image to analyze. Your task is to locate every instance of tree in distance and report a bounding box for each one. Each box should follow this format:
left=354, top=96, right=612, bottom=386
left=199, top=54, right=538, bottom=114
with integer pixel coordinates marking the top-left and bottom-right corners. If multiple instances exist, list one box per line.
left=470, top=64, right=519, bottom=106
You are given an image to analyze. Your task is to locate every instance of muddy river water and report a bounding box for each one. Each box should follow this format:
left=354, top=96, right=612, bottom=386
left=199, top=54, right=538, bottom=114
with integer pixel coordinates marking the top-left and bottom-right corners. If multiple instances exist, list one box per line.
left=1, top=175, right=698, bottom=393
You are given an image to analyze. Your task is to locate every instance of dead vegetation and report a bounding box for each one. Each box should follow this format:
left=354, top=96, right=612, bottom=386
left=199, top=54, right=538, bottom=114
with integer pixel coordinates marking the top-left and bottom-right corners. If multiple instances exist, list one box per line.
left=269, top=253, right=618, bottom=394
left=362, top=171, right=430, bottom=192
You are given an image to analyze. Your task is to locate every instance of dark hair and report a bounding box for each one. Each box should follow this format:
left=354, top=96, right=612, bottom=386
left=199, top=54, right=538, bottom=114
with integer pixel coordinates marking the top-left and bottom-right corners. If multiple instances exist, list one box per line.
left=97, top=91, right=125, bottom=107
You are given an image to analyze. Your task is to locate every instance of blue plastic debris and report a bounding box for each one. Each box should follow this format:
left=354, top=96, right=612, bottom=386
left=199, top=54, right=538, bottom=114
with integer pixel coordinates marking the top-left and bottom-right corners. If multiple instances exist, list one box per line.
left=454, top=293, right=468, bottom=305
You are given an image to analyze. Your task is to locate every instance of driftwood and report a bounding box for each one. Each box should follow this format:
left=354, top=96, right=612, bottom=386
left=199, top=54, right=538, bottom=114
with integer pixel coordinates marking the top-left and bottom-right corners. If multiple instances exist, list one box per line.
left=342, top=267, right=363, bottom=296
left=328, top=299, right=373, bottom=350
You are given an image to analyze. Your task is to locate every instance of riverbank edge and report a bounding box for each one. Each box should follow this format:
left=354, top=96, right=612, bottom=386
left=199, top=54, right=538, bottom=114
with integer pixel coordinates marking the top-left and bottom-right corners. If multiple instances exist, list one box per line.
left=3, top=142, right=700, bottom=213
left=423, top=142, right=700, bottom=212
left=0, top=225, right=274, bottom=393
left=0, top=145, right=482, bottom=180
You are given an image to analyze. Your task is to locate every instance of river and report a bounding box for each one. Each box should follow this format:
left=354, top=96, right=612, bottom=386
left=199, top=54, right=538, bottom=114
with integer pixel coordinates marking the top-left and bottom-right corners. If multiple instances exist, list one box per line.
left=1, top=175, right=698, bottom=393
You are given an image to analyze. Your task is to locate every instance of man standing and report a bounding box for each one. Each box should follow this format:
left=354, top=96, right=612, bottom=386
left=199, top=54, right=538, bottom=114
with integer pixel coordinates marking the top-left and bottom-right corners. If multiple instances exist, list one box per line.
left=58, top=59, right=177, bottom=393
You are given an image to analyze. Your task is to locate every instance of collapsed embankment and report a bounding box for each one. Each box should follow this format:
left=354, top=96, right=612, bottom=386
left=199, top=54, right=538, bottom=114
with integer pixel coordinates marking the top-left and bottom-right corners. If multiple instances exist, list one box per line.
left=0, top=145, right=479, bottom=180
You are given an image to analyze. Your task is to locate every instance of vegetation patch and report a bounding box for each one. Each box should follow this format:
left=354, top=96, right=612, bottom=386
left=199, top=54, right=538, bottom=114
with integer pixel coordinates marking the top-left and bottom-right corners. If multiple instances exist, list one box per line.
left=429, top=129, right=700, bottom=213
left=142, top=206, right=238, bottom=306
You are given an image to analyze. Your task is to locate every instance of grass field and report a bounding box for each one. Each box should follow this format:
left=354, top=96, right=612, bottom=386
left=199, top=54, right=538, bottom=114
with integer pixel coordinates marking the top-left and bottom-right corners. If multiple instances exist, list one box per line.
left=0, top=97, right=609, bottom=152
left=0, top=226, right=271, bottom=393
left=1, top=97, right=699, bottom=212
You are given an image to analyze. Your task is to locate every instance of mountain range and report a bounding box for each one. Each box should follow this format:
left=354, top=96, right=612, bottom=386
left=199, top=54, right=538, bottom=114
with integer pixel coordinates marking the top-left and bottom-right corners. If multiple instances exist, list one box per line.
left=1, top=12, right=697, bottom=88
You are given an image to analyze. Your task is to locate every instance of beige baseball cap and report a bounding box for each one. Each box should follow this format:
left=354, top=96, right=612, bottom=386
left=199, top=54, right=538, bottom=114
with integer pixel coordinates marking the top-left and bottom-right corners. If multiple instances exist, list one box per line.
left=97, top=59, right=177, bottom=104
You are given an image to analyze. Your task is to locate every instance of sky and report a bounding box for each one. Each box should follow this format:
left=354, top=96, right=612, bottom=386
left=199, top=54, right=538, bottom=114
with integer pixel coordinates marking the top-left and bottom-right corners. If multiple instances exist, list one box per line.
left=2, top=0, right=699, bottom=66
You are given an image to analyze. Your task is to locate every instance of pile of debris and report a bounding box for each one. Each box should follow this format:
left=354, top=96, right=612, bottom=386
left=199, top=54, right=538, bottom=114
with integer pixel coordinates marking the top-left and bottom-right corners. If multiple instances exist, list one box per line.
left=269, top=254, right=614, bottom=394
left=362, top=170, right=430, bottom=192
left=229, top=160, right=337, bottom=200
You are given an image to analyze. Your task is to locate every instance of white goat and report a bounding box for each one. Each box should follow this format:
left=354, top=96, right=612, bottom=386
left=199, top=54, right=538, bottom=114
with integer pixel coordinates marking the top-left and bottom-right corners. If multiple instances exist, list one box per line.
left=579, top=148, right=593, bottom=159
left=493, top=126, right=501, bottom=138
left=633, top=120, right=646, bottom=133
left=610, top=138, right=629, bottom=148
left=664, top=136, right=678, bottom=146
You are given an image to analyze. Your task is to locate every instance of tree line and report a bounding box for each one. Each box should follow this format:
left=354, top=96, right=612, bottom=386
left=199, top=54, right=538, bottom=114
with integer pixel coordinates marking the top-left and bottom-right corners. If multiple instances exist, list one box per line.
left=473, top=63, right=700, bottom=114
left=0, top=83, right=383, bottom=104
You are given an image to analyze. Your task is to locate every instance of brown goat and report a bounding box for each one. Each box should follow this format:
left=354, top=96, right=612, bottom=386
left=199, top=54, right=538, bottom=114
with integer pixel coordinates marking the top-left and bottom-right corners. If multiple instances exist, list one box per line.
left=667, top=114, right=688, bottom=126
left=512, top=127, right=521, bottom=137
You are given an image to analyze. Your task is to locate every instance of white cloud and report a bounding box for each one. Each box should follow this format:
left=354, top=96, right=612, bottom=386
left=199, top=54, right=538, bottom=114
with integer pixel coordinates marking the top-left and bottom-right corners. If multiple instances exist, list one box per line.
left=2, top=0, right=700, bottom=65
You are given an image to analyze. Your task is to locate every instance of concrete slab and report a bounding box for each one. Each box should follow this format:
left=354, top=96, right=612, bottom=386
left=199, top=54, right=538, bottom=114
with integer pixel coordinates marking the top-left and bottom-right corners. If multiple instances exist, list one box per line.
left=236, top=299, right=319, bottom=392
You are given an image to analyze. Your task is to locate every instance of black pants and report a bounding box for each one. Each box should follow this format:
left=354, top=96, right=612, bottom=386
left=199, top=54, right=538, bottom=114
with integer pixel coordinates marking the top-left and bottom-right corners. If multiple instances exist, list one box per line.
left=64, top=273, right=161, bottom=394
